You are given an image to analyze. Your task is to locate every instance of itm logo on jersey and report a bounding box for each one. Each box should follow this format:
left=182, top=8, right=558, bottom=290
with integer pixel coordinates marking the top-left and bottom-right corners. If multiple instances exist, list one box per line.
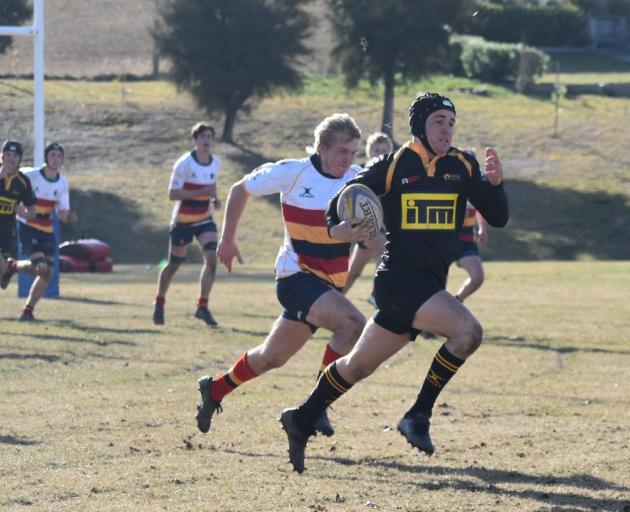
left=401, top=193, right=458, bottom=230
left=0, top=196, right=14, bottom=215
left=401, top=175, right=421, bottom=186
left=299, top=186, right=314, bottom=198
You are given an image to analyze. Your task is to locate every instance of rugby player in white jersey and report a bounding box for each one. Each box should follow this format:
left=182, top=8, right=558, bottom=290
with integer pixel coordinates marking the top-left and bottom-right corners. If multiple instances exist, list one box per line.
left=194, top=113, right=370, bottom=438
left=3, top=143, right=78, bottom=321
left=153, top=123, right=222, bottom=327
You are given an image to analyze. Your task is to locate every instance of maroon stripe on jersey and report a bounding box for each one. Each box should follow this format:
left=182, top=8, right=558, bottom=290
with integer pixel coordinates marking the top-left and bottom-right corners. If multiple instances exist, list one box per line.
left=282, top=203, right=326, bottom=227
left=30, top=217, right=53, bottom=227
left=183, top=182, right=208, bottom=190
left=179, top=204, right=209, bottom=214
left=298, top=254, right=349, bottom=275
left=37, top=198, right=56, bottom=207
left=459, top=232, right=475, bottom=242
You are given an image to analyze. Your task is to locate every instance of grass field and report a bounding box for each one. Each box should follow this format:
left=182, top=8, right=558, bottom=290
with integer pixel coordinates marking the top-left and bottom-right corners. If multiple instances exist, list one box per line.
left=1, top=262, right=629, bottom=511
left=540, top=49, right=630, bottom=84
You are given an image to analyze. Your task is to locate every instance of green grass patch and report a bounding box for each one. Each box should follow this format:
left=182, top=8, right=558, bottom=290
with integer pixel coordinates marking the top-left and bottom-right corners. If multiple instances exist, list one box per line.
left=540, top=49, right=630, bottom=83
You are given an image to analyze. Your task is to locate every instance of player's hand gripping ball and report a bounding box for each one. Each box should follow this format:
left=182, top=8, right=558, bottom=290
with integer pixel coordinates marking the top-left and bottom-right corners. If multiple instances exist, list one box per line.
left=336, top=183, right=384, bottom=240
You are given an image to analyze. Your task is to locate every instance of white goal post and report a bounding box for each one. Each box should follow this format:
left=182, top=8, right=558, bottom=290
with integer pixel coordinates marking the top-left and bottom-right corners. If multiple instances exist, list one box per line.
left=0, top=0, right=45, bottom=166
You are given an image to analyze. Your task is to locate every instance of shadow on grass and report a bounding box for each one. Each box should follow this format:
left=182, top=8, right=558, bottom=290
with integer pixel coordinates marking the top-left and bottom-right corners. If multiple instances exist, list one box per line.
left=55, top=296, right=126, bottom=306
left=239, top=311, right=278, bottom=320
left=365, top=460, right=629, bottom=512
left=215, top=446, right=627, bottom=510
left=2, top=331, right=137, bottom=347
left=0, top=352, right=61, bottom=363
left=0, top=435, right=41, bottom=446
left=226, top=327, right=272, bottom=337
left=485, top=336, right=630, bottom=356
left=484, top=179, right=630, bottom=261
left=50, top=319, right=159, bottom=336
left=60, top=189, right=167, bottom=263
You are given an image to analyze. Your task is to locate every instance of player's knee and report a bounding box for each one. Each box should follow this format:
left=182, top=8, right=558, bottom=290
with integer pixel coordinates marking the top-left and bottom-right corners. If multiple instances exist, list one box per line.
left=203, top=241, right=217, bottom=253
left=168, top=253, right=186, bottom=269
left=341, top=311, right=366, bottom=340
left=471, top=270, right=485, bottom=288
left=464, top=318, right=483, bottom=355
left=32, top=257, right=48, bottom=276
left=42, top=261, right=53, bottom=279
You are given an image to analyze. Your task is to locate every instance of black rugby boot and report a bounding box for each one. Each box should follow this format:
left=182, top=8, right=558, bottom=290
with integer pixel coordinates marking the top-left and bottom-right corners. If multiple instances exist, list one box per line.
left=153, top=304, right=165, bottom=325
left=196, top=377, right=222, bottom=433
left=279, top=408, right=314, bottom=474
left=397, top=412, right=434, bottom=455
left=195, top=307, right=218, bottom=327
left=313, top=410, right=334, bottom=437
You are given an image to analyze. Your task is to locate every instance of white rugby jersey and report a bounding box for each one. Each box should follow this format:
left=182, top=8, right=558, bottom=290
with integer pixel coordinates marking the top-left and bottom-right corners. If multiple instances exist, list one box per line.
left=244, top=155, right=360, bottom=288
left=169, top=151, right=221, bottom=225
left=17, top=167, right=70, bottom=234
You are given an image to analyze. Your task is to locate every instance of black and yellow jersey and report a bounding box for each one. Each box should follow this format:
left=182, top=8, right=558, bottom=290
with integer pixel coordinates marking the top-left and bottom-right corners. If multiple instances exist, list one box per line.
left=327, top=140, right=508, bottom=281
left=0, top=171, right=36, bottom=230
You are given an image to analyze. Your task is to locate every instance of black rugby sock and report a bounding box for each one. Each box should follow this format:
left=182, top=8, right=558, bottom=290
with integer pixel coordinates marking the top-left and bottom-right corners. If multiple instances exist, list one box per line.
left=406, top=344, right=464, bottom=417
left=294, top=362, right=352, bottom=431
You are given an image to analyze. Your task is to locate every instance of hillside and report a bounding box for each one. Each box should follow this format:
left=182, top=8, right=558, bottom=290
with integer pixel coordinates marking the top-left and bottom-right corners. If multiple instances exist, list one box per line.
left=1, top=77, right=628, bottom=264
left=1, top=2, right=629, bottom=264
left=0, top=0, right=333, bottom=77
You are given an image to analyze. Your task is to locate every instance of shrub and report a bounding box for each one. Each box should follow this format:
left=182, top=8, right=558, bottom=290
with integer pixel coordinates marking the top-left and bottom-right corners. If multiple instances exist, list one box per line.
left=453, top=35, right=550, bottom=88
left=464, top=2, right=589, bottom=46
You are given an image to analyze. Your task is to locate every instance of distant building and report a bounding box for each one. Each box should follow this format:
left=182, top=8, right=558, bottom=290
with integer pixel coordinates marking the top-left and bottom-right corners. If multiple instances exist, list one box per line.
left=589, top=16, right=628, bottom=48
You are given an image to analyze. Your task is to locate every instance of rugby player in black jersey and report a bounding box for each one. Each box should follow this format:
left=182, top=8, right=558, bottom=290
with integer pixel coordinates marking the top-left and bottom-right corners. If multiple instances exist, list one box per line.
left=0, top=140, right=37, bottom=289
left=279, top=93, right=509, bottom=473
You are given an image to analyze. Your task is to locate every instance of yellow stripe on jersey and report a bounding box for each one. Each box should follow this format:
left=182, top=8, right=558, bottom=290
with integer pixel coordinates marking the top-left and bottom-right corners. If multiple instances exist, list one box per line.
left=176, top=212, right=211, bottom=224
left=299, top=264, right=346, bottom=289
left=385, top=145, right=407, bottom=195
left=285, top=221, right=335, bottom=245
left=452, top=151, right=473, bottom=177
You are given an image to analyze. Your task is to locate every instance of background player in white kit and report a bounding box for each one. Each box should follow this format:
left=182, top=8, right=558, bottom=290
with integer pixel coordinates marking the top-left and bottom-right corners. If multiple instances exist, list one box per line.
left=3, top=143, right=78, bottom=321
left=153, top=122, right=222, bottom=327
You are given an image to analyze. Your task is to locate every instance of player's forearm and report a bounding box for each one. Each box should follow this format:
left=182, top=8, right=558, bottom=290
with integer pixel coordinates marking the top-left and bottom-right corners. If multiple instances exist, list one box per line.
left=21, top=204, right=37, bottom=220
left=220, top=181, right=250, bottom=242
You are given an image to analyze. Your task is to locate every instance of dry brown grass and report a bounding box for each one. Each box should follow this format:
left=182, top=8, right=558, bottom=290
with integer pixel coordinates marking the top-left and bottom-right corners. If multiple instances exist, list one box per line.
left=0, top=262, right=629, bottom=511
left=0, top=0, right=332, bottom=77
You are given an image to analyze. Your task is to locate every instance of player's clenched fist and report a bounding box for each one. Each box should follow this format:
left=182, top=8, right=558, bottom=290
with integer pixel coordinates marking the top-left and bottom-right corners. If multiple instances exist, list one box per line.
left=484, top=147, right=503, bottom=186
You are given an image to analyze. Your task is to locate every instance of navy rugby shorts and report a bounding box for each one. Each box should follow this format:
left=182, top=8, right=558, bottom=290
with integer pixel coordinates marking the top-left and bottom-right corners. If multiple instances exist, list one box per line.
left=170, top=219, right=217, bottom=247
left=276, top=271, right=338, bottom=333
left=18, top=223, right=56, bottom=257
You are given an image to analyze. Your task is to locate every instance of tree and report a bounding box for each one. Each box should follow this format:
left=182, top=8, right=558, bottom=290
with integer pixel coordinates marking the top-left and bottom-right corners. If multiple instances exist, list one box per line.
left=0, top=0, right=32, bottom=55
left=328, top=0, right=474, bottom=138
left=153, top=0, right=312, bottom=142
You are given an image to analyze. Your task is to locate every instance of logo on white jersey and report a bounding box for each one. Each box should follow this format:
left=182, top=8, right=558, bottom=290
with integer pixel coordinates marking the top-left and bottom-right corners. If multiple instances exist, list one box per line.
left=299, top=186, right=314, bottom=198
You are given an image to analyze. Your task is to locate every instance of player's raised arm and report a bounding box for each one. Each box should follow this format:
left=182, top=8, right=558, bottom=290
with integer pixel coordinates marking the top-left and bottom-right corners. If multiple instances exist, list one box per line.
left=467, top=148, right=509, bottom=228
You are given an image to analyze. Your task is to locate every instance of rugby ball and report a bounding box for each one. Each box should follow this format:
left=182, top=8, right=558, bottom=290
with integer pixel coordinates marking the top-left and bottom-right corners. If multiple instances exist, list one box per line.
left=336, top=183, right=384, bottom=240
